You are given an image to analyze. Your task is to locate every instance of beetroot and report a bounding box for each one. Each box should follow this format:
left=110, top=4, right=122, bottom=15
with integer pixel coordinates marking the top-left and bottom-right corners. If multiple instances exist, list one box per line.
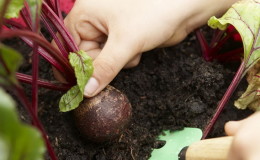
left=73, top=85, right=132, bottom=142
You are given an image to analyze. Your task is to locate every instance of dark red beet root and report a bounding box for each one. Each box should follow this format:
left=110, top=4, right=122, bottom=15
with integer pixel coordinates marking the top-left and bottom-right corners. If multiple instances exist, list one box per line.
left=73, top=85, right=132, bottom=143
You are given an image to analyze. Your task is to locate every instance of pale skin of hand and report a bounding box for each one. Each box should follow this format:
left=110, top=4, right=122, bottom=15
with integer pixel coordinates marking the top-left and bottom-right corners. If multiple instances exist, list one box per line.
left=62, top=0, right=238, bottom=97
left=225, top=112, right=260, bottom=160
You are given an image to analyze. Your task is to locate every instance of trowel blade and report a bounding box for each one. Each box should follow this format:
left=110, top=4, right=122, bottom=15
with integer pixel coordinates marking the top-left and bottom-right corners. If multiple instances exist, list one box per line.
left=150, top=127, right=202, bottom=160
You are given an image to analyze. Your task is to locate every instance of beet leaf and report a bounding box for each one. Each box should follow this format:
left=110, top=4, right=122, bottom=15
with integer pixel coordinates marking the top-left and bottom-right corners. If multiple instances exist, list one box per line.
left=59, top=50, right=93, bottom=112
left=203, top=0, right=260, bottom=138
left=208, top=0, right=260, bottom=109
left=0, top=0, right=24, bottom=19
left=0, top=44, right=22, bottom=85
left=69, top=50, right=93, bottom=93
left=0, top=88, right=46, bottom=160
left=235, top=61, right=260, bottom=110
left=59, top=85, right=83, bottom=112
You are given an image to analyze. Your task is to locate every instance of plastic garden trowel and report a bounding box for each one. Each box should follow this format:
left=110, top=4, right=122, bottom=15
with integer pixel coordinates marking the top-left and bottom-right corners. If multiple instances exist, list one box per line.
left=150, top=127, right=234, bottom=160
left=150, top=127, right=202, bottom=160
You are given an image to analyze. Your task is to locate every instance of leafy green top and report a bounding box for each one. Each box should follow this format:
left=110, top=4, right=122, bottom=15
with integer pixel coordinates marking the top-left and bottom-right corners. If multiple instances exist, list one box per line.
left=0, top=88, right=46, bottom=160
left=59, top=50, right=93, bottom=112
left=208, top=0, right=260, bottom=71
left=0, top=0, right=24, bottom=18
left=0, top=44, right=22, bottom=85
left=208, top=0, right=260, bottom=110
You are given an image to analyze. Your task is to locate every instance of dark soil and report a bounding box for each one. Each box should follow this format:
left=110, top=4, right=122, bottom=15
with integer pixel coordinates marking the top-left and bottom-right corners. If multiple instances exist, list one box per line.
left=6, top=27, right=253, bottom=160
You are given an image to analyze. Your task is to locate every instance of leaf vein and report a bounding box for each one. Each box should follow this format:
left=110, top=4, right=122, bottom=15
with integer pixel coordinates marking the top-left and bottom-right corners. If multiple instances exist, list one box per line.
left=64, top=89, right=81, bottom=107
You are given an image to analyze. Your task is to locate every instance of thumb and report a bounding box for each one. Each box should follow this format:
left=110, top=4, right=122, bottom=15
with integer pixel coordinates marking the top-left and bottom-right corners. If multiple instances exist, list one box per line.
left=83, top=36, right=137, bottom=97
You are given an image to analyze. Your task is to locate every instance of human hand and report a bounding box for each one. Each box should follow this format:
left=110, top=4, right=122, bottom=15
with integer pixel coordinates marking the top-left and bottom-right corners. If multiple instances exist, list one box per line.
left=64, top=0, right=238, bottom=97
left=225, top=112, right=260, bottom=160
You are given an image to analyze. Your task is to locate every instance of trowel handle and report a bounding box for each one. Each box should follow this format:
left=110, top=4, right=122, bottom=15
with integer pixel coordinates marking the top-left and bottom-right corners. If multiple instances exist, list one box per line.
left=179, top=136, right=233, bottom=160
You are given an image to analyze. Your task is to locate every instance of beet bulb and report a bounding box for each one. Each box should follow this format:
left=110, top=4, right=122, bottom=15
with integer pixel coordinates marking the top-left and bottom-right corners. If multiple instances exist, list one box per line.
left=73, top=85, right=132, bottom=142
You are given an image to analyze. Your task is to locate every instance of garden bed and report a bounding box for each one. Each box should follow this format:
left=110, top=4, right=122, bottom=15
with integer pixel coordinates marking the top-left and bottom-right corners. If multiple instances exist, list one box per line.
left=10, top=28, right=253, bottom=159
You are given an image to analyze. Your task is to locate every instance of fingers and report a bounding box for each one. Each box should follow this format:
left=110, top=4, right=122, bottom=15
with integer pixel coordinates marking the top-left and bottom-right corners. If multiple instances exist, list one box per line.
left=83, top=35, right=139, bottom=97
left=224, top=120, right=242, bottom=136
left=225, top=112, right=260, bottom=136
left=225, top=112, right=260, bottom=160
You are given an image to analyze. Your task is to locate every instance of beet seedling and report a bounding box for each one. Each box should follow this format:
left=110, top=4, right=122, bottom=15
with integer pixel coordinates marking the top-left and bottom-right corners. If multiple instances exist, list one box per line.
left=0, top=0, right=132, bottom=159
left=200, top=0, right=260, bottom=138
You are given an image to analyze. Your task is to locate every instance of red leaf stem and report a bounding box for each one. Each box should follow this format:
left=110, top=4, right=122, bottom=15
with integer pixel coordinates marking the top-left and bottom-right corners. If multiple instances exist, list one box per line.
left=44, top=0, right=55, bottom=11
left=41, top=1, right=78, bottom=53
left=20, top=36, right=66, bottom=73
left=54, top=0, right=63, bottom=20
left=41, top=14, right=69, bottom=57
left=31, top=0, right=42, bottom=118
left=4, top=19, right=29, bottom=30
left=0, top=30, right=76, bottom=84
left=14, top=85, right=58, bottom=160
left=20, top=3, right=32, bottom=30
left=16, top=73, right=71, bottom=91
left=210, top=32, right=235, bottom=54
left=209, top=30, right=225, bottom=47
left=31, top=45, right=39, bottom=116
left=202, top=61, right=245, bottom=139
left=213, top=47, right=243, bottom=62
left=195, top=30, right=212, bottom=61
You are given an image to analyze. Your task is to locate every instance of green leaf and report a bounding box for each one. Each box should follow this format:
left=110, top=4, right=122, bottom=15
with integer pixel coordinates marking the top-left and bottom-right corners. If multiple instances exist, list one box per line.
left=235, top=62, right=260, bottom=110
left=208, top=0, right=260, bottom=110
left=234, top=76, right=260, bottom=111
left=59, top=51, right=93, bottom=112
left=59, top=85, right=83, bottom=112
left=0, top=0, right=25, bottom=18
left=0, top=44, right=23, bottom=85
left=69, top=50, right=93, bottom=93
left=208, top=0, right=260, bottom=71
left=0, top=88, right=46, bottom=160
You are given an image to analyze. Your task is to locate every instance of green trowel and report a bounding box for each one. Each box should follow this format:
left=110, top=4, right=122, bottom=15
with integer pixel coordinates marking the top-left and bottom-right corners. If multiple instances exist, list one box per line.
left=150, top=128, right=233, bottom=160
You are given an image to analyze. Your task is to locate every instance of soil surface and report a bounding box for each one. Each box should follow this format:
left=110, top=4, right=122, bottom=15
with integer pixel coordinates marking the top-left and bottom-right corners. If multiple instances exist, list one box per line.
left=6, top=27, right=253, bottom=160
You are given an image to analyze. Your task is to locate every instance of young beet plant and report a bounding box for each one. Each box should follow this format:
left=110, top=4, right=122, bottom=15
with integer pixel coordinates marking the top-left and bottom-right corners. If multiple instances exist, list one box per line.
left=0, top=0, right=94, bottom=159
left=201, top=0, right=260, bottom=138
left=0, top=0, right=132, bottom=159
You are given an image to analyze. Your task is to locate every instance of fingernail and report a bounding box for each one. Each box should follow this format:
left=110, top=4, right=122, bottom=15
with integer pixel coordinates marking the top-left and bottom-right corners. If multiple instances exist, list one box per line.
left=84, top=77, right=99, bottom=97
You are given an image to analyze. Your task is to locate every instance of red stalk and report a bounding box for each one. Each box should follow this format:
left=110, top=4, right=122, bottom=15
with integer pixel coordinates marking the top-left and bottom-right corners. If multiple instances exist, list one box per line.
left=44, top=0, right=55, bottom=11
left=195, top=30, right=212, bottom=61
left=0, top=30, right=76, bottom=84
left=210, top=33, right=233, bottom=54
left=41, top=1, right=78, bottom=53
left=31, top=2, right=41, bottom=116
left=20, top=36, right=67, bottom=73
left=31, top=44, right=39, bottom=116
left=213, top=47, right=243, bottom=62
left=16, top=73, right=71, bottom=91
left=20, top=3, right=33, bottom=30
left=202, top=61, right=245, bottom=139
left=14, top=85, right=58, bottom=160
left=209, top=30, right=225, bottom=47
left=41, top=14, right=69, bottom=57
left=54, top=0, right=63, bottom=20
